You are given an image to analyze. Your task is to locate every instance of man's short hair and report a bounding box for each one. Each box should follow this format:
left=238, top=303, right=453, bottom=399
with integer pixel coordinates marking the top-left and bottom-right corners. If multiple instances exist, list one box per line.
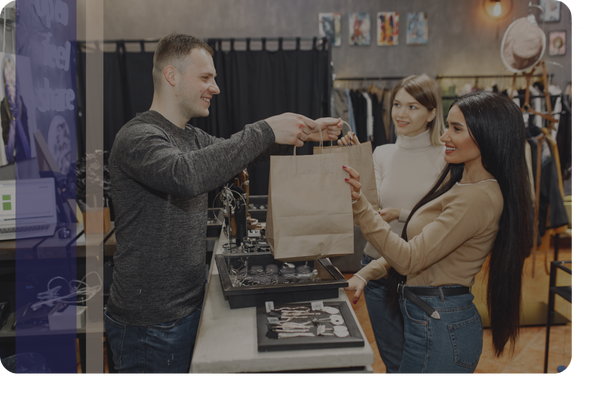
left=152, top=33, right=214, bottom=89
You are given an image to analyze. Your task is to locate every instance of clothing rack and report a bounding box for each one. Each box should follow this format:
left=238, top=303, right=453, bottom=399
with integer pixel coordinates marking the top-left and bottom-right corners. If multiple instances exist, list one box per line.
left=78, top=37, right=329, bottom=52
left=80, top=37, right=326, bottom=43
left=333, top=76, right=403, bottom=90
left=437, top=73, right=552, bottom=82
left=437, top=73, right=552, bottom=79
left=437, top=73, right=552, bottom=93
left=335, top=76, right=404, bottom=81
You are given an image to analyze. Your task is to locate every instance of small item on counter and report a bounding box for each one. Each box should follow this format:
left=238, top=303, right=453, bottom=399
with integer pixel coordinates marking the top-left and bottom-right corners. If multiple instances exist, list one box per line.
left=322, top=306, right=340, bottom=315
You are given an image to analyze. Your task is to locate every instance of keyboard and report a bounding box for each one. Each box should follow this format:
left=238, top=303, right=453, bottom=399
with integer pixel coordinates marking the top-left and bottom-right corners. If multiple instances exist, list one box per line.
left=0, top=224, right=50, bottom=234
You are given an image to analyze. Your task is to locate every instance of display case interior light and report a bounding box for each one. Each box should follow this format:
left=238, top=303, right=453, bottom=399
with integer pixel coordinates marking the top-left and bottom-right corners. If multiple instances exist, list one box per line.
left=483, top=0, right=513, bottom=20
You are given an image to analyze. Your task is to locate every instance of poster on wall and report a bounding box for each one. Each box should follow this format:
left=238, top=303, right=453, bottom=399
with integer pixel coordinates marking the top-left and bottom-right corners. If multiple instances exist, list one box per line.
left=548, top=30, right=566, bottom=56
left=540, top=0, right=561, bottom=22
left=349, top=13, right=370, bottom=46
left=319, top=13, right=341, bottom=46
left=0, top=53, right=38, bottom=167
left=377, top=12, right=399, bottom=46
left=15, top=0, right=77, bottom=177
left=406, top=12, right=428, bottom=45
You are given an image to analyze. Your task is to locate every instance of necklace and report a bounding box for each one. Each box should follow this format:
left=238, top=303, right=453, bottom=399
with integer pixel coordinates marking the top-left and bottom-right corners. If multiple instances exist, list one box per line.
left=457, top=178, right=497, bottom=185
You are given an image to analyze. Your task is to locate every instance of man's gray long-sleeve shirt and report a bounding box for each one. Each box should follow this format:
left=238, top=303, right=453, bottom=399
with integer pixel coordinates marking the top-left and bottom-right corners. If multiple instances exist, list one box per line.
left=107, top=110, right=287, bottom=326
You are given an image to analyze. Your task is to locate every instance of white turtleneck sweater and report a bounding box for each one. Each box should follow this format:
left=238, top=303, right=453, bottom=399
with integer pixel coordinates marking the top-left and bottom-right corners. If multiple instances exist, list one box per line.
left=363, top=129, right=446, bottom=259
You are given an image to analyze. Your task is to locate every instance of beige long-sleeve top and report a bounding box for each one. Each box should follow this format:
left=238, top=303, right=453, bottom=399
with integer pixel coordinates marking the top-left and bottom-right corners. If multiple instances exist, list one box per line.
left=354, top=180, right=503, bottom=287
left=363, top=129, right=446, bottom=259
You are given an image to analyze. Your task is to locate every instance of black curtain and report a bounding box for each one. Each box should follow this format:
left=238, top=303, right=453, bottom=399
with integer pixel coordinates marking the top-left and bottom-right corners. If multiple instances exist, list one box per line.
left=76, top=38, right=331, bottom=197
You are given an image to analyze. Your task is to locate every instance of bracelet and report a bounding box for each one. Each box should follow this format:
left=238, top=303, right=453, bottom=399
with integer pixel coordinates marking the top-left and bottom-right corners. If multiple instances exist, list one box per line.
left=354, top=274, right=368, bottom=285
left=351, top=189, right=363, bottom=205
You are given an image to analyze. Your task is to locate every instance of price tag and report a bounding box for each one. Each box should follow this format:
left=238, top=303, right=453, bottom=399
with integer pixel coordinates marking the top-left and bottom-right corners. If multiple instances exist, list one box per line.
left=265, top=301, right=274, bottom=313
left=311, top=301, right=324, bottom=311
left=267, top=317, right=280, bottom=324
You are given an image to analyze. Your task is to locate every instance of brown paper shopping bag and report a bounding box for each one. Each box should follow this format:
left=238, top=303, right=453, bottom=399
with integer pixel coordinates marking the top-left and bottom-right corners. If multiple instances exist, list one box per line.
left=313, top=137, right=378, bottom=210
left=266, top=145, right=354, bottom=262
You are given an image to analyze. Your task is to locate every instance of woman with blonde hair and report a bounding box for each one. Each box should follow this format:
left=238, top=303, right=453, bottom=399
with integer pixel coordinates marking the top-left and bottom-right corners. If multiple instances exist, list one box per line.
left=338, top=74, right=446, bottom=372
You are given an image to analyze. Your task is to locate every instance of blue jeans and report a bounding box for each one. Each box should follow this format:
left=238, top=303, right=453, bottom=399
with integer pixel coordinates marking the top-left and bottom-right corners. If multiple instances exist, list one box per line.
left=361, top=253, right=404, bottom=373
left=104, top=305, right=203, bottom=373
left=399, top=286, right=482, bottom=373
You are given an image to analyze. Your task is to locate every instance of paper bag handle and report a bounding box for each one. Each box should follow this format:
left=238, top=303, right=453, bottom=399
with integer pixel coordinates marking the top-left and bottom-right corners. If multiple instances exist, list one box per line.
left=292, top=122, right=325, bottom=173
left=293, top=121, right=323, bottom=157
left=330, top=120, right=355, bottom=147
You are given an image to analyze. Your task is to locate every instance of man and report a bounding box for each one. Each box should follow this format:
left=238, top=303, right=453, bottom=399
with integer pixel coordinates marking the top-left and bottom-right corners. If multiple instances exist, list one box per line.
left=105, top=33, right=342, bottom=373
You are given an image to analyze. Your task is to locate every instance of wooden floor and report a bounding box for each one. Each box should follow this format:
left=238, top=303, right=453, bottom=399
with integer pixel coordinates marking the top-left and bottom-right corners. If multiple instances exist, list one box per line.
left=345, top=238, right=572, bottom=374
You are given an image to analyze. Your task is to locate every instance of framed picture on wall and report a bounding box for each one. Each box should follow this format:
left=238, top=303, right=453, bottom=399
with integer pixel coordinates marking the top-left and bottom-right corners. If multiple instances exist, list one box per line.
left=540, top=0, right=561, bottom=22
left=406, top=12, right=428, bottom=45
left=319, top=13, right=341, bottom=47
left=548, top=30, right=566, bottom=56
left=0, top=54, right=38, bottom=168
left=377, top=12, right=399, bottom=46
left=349, top=13, right=370, bottom=46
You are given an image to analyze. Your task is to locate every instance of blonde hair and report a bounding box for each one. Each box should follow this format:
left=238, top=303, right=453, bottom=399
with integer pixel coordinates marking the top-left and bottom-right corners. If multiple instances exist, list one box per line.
left=391, top=74, right=445, bottom=146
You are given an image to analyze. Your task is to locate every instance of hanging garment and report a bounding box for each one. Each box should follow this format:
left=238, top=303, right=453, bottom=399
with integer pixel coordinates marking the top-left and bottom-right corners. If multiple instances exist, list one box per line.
left=538, top=139, right=569, bottom=237
left=332, top=88, right=349, bottom=122
left=528, top=136, right=569, bottom=241
left=368, top=85, right=390, bottom=146
left=529, top=85, right=543, bottom=129
left=345, top=89, right=357, bottom=134
left=350, top=90, right=368, bottom=143
left=524, top=141, right=535, bottom=202
left=362, top=91, right=374, bottom=142
left=548, top=85, right=563, bottom=140
left=370, top=92, right=387, bottom=150
left=546, top=135, right=565, bottom=198
left=383, top=88, right=393, bottom=142
left=555, top=89, right=571, bottom=181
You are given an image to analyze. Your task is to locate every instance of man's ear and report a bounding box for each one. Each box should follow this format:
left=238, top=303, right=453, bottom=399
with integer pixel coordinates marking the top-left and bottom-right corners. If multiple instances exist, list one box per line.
left=163, top=65, right=177, bottom=87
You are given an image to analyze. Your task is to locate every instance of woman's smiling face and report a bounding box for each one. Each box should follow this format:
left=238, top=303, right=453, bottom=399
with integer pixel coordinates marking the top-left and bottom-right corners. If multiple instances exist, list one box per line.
left=391, top=88, right=436, bottom=137
left=441, top=105, right=481, bottom=167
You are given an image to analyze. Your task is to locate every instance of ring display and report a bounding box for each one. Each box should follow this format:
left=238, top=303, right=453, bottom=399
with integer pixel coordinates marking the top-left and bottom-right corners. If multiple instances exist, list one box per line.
left=216, top=254, right=348, bottom=309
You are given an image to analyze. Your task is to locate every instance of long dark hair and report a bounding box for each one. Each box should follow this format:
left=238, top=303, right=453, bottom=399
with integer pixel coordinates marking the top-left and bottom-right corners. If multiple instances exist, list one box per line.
left=386, top=91, right=531, bottom=356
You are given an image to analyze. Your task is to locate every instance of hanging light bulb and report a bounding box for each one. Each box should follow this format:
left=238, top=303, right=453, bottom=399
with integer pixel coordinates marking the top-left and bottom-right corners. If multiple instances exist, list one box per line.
left=483, top=0, right=512, bottom=21
left=493, top=2, right=502, bottom=17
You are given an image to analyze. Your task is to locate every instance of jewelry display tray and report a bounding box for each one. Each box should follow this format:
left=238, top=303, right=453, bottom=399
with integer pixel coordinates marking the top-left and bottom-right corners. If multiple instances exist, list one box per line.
left=215, top=254, right=348, bottom=309
left=256, top=301, right=364, bottom=352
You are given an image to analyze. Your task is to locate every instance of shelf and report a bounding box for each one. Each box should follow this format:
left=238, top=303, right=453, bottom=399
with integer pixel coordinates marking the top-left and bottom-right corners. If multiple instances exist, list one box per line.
left=550, top=286, right=571, bottom=303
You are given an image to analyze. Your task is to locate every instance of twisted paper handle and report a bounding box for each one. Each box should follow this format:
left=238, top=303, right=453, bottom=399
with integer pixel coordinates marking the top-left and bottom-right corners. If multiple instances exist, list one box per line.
left=331, top=120, right=355, bottom=146
left=293, top=120, right=323, bottom=156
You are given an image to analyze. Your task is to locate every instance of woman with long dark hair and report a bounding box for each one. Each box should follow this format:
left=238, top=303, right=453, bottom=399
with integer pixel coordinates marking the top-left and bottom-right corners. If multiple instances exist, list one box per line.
left=337, top=74, right=446, bottom=373
left=343, top=91, right=531, bottom=372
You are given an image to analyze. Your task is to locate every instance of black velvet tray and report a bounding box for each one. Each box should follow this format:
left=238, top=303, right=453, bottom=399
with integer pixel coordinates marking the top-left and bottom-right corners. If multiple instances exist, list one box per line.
left=256, top=301, right=364, bottom=352
left=216, top=254, right=348, bottom=309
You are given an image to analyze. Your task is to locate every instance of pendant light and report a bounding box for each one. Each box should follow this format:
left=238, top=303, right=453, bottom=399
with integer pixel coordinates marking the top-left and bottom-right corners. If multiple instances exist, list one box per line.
left=483, top=0, right=513, bottom=21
